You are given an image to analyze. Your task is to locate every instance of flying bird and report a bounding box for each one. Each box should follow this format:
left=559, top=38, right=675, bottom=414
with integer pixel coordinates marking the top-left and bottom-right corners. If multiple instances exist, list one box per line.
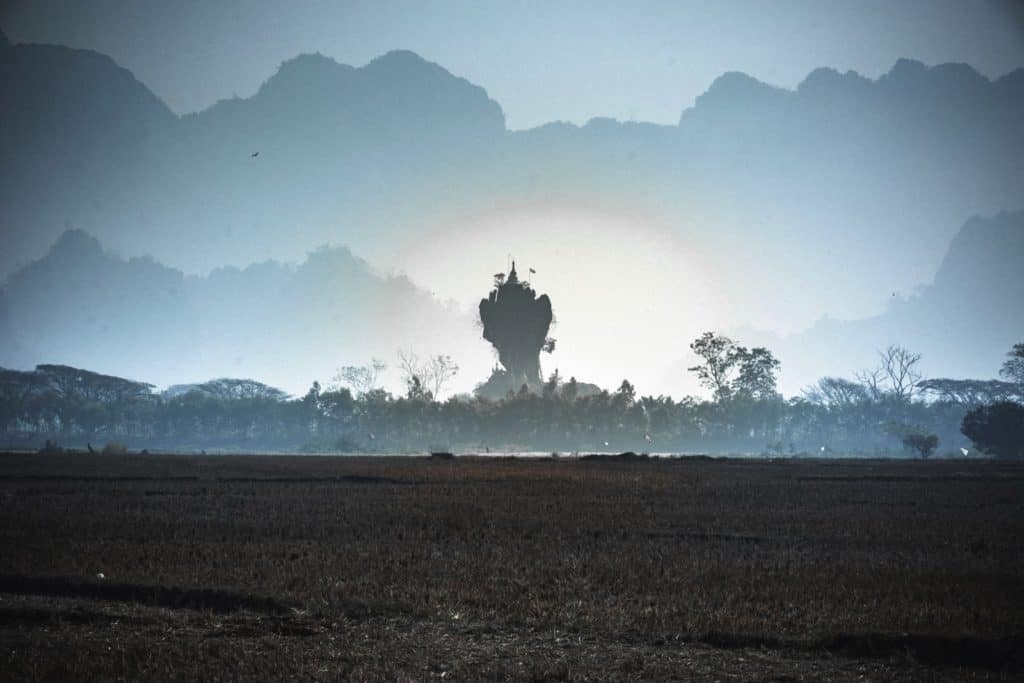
left=529, top=267, right=536, bottom=274
left=250, top=151, right=259, bottom=158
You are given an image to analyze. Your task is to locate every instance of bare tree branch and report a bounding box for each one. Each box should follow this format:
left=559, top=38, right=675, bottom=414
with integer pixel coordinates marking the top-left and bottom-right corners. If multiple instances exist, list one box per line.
left=332, top=358, right=386, bottom=396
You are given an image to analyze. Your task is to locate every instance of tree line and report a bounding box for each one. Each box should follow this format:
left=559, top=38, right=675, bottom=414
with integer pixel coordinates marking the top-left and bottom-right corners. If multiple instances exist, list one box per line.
left=1, top=340, right=1021, bottom=456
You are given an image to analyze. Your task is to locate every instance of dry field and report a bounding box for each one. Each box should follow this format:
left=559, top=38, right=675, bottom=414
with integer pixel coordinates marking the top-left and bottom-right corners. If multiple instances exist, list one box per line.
left=0, top=453, right=1022, bottom=680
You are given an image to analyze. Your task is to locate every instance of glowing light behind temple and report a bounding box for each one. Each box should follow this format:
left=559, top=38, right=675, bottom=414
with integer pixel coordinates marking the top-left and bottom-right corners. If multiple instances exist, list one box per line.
left=394, top=206, right=733, bottom=397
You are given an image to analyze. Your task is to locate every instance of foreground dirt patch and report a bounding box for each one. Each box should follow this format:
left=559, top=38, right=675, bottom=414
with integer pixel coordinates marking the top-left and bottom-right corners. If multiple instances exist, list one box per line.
left=1, top=454, right=1021, bottom=679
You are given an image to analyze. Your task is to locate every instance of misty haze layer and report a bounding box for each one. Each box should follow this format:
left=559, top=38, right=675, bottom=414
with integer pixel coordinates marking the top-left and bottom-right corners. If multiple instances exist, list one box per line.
left=0, top=230, right=484, bottom=395
left=1, top=35, right=1022, bottom=395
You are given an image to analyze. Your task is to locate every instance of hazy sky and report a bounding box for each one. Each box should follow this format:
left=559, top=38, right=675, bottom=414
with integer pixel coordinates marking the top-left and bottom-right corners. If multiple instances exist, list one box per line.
left=4, top=0, right=1023, bottom=129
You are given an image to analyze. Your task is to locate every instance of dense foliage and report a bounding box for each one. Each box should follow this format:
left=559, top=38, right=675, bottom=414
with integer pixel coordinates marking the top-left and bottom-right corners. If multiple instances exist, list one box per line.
left=1, top=338, right=1019, bottom=454
left=961, top=401, right=1024, bottom=458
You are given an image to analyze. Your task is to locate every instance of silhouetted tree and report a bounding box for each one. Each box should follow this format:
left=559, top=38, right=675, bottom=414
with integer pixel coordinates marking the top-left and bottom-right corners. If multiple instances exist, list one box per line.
left=688, top=332, right=742, bottom=401
left=733, top=347, right=781, bottom=400
left=395, top=350, right=421, bottom=390
left=542, top=369, right=561, bottom=398
left=803, top=377, right=867, bottom=408
left=405, top=376, right=432, bottom=401
left=303, top=381, right=321, bottom=405
left=396, top=350, right=459, bottom=399
left=854, top=366, right=887, bottom=402
left=332, top=359, right=387, bottom=396
left=878, top=345, right=924, bottom=402
left=689, top=333, right=781, bottom=402
left=426, top=354, right=460, bottom=398
left=961, top=401, right=1024, bottom=458
left=318, top=387, right=355, bottom=422
left=0, top=351, right=1000, bottom=456
left=183, top=378, right=288, bottom=402
left=1000, top=343, right=1024, bottom=391
left=901, top=431, right=939, bottom=459
left=918, top=378, right=1018, bottom=405
left=563, top=376, right=579, bottom=402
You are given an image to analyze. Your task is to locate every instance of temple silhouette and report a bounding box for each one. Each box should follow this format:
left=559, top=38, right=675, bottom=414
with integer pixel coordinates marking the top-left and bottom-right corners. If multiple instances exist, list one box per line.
left=476, top=260, right=554, bottom=398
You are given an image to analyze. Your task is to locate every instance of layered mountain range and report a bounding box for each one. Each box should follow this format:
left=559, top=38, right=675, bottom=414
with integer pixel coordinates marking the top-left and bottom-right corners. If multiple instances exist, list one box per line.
left=1, top=34, right=1021, bottom=394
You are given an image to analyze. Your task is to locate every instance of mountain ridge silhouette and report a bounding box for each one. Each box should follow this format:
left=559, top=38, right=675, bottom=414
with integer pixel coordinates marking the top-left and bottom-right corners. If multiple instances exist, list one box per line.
left=0, top=229, right=486, bottom=394
left=2, top=210, right=1020, bottom=396
left=735, top=210, right=1024, bottom=393
left=1, top=38, right=1022, bottom=391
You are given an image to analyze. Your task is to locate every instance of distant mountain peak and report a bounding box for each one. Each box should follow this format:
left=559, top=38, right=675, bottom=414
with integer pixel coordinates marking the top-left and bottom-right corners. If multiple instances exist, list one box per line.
left=797, top=66, right=870, bottom=94
left=680, top=71, right=788, bottom=125
left=995, top=67, right=1024, bottom=86
left=0, top=40, right=176, bottom=124
left=691, top=71, right=787, bottom=110
left=276, top=51, right=351, bottom=76
left=238, top=47, right=504, bottom=132
left=682, top=56, right=1012, bottom=126
left=1, top=230, right=479, bottom=394
left=931, top=210, right=1024, bottom=295
left=251, top=52, right=354, bottom=97
left=261, top=49, right=465, bottom=91
left=887, top=57, right=929, bottom=79
left=50, top=229, right=104, bottom=259
left=704, top=70, right=780, bottom=95
left=366, top=49, right=433, bottom=69
left=881, top=58, right=987, bottom=90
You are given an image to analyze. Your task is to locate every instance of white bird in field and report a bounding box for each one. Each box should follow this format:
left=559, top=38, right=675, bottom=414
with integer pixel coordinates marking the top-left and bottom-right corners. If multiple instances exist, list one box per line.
left=96, top=572, right=105, bottom=580
left=603, top=441, right=609, bottom=448
left=644, top=433, right=653, bottom=443
left=960, top=447, right=969, bottom=456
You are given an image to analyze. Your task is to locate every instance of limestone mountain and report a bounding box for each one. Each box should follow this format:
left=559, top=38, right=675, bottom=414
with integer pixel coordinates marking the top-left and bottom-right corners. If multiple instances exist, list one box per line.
left=2, top=38, right=1023, bottom=389
left=0, top=230, right=488, bottom=394
left=740, top=211, right=1024, bottom=395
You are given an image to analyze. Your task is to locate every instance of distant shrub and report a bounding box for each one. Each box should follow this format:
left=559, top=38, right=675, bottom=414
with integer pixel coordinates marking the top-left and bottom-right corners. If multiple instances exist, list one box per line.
left=581, top=451, right=649, bottom=461
left=101, top=441, right=128, bottom=455
left=961, top=401, right=1024, bottom=458
left=887, top=422, right=939, bottom=459
left=38, top=439, right=63, bottom=455
left=902, top=432, right=939, bottom=459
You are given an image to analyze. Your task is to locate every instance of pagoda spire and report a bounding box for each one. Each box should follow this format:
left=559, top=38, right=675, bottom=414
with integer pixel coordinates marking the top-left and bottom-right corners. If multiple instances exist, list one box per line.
left=508, top=259, right=519, bottom=284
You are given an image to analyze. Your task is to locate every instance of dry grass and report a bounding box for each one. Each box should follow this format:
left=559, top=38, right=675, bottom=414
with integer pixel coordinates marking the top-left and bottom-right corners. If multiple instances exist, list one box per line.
left=1, top=453, right=1022, bottom=680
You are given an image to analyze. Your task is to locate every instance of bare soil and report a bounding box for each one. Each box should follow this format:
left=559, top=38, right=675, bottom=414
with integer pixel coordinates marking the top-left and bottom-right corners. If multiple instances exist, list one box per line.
left=1, top=453, right=1021, bottom=680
